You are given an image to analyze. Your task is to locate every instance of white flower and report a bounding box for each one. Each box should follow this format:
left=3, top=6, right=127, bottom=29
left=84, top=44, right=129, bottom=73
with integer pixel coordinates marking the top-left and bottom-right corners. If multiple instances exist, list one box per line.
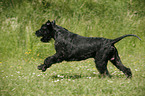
left=108, top=80, right=113, bottom=83
left=17, top=71, right=20, bottom=74
left=87, top=77, right=91, bottom=79
left=60, top=76, right=64, bottom=78
left=54, top=79, right=60, bottom=82
left=72, top=80, right=75, bottom=82
left=93, top=72, right=97, bottom=74
left=57, top=75, right=64, bottom=78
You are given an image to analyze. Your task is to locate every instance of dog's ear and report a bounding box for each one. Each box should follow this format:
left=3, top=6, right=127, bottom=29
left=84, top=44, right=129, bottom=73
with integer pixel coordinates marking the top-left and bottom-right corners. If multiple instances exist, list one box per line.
left=47, top=20, right=51, bottom=23
left=51, top=20, right=56, bottom=26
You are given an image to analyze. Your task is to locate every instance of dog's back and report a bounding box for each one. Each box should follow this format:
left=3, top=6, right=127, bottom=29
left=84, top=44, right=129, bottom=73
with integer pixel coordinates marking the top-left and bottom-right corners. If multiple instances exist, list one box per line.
left=54, top=25, right=110, bottom=61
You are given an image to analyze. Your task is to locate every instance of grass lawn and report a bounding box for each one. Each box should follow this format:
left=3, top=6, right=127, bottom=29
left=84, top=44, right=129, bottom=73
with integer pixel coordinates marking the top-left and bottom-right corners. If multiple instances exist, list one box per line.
left=0, top=0, right=145, bottom=95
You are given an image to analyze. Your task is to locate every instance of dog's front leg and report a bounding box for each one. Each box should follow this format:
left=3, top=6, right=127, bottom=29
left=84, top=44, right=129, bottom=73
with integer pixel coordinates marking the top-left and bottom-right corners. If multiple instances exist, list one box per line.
left=38, top=54, right=63, bottom=72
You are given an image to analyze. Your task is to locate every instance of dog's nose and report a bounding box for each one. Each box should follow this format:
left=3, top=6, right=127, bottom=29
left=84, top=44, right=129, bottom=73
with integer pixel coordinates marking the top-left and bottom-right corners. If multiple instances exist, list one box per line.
left=35, top=31, right=38, bottom=35
left=35, top=31, right=40, bottom=37
left=35, top=31, right=38, bottom=34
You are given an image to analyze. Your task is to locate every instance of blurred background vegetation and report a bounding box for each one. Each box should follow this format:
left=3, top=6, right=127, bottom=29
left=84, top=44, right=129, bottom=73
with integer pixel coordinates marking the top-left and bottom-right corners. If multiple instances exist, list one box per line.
left=1, top=0, right=145, bottom=61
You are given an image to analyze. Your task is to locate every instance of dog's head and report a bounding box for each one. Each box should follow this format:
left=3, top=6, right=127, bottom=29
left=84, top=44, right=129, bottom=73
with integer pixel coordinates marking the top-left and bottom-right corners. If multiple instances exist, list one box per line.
left=35, top=20, right=55, bottom=42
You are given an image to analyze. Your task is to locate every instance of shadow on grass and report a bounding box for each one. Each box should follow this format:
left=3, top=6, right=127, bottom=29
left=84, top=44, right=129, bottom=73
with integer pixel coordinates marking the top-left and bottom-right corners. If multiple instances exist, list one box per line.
left=51, top=73, right=126, bottom=79
left=51, top=73, right=103, bottom=79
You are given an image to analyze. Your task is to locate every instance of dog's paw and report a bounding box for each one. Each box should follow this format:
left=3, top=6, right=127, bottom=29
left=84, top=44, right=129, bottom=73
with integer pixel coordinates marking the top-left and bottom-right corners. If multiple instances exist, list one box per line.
left=125, top=68, right=132, bottom=78
left=38, top=64, right=43, bottom=70
left=38, top=64, right=47, bottom=72
left=42, top=66, right=46, bottom=72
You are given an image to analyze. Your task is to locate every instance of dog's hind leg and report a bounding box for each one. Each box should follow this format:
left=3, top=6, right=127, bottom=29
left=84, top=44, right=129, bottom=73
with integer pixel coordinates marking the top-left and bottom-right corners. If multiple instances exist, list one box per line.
left=94, top=48, right=111, bottom=77
left=95, top=58, right=111, bottom=77
left=109, top=48, right=132, bottom=78
left=38, top=53, right=63, bottom=72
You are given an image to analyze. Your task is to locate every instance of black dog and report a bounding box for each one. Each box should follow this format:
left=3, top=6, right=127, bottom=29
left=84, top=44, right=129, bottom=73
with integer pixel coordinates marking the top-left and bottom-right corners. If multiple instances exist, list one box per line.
left=35, top=20, right=141, bottom=78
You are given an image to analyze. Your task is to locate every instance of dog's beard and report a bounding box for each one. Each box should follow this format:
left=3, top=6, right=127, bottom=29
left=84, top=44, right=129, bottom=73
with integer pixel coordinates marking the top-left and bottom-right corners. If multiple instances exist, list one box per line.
left=41, top=36, right=52, bottom=42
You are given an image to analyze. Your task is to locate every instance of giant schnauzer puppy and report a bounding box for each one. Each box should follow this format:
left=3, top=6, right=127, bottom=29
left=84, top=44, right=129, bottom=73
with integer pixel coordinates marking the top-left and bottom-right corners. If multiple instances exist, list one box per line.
left=35, top=20, right=141, bottom=78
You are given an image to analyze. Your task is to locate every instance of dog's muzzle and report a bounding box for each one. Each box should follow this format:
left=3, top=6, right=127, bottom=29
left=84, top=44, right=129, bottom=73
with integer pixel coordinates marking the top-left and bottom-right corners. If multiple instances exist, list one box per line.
left=35, top=31, right=42, bottom=37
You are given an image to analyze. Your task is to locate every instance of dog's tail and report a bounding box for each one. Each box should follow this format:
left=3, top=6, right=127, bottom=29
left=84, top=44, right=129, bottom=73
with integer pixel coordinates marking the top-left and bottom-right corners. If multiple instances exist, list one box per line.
left=111, top=34, right=141, bottom=45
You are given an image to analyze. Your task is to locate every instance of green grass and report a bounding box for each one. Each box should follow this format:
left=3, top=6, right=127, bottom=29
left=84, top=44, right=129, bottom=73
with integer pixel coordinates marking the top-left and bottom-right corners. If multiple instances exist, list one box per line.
left=0, top=0, right=145, bottom=95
